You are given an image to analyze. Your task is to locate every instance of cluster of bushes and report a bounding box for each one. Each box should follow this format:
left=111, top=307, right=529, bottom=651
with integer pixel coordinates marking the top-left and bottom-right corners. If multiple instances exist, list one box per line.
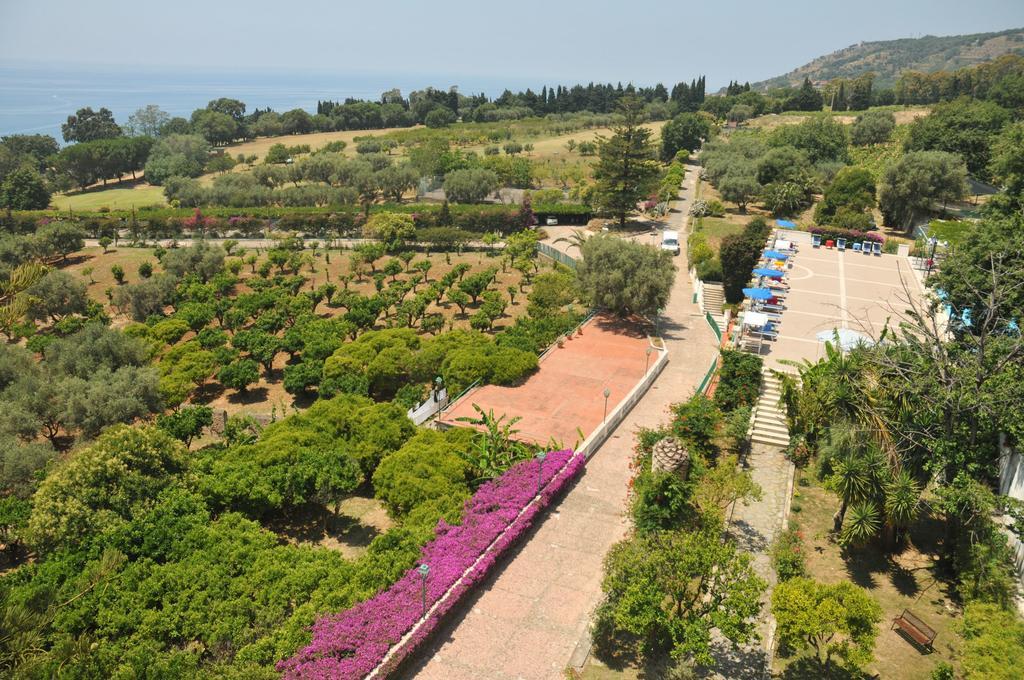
left=719, top=216, right=772, bottom=303
left=806, top=224, right=884, bottom=244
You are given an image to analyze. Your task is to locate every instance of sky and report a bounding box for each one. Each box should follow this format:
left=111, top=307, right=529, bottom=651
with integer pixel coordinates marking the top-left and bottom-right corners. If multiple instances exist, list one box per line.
left=1, top=0, right=1023, bottom=89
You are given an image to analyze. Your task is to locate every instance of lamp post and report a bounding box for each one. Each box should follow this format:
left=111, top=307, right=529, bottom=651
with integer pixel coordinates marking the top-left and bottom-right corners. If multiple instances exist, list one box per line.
left=417, top=563, right=430, bottom=619
left=645, top=347, right=653, bottom=374
left=433, top=376, right=442, bottom=403
left=535, top=451, right=547, bottom=497
left=603, top=387, right=611, bottom=423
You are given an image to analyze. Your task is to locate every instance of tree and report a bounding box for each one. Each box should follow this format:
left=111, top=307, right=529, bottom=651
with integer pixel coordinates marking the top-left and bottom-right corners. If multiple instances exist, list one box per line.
left=660, top=112, right=710, bottom=162
left=769, top=116, right=849, bottom=164
left=719, top=217, right=771, bottom=303
left=218, top=358, right=260, bottom=393
left=143, top=134, right=210, bottom=185
left=592, top=97, right=661, bottom=228
left=233, top=329, right=281, bottom=377
left=850, top=110, right=895, bottom=146
left=376, top=163, right=418, bottom=202
left=362, top=211, right=416, bottom=251
left=718, top=173, right=761, bottom=212
left=125, top=105, right=170, bottom=137
left=878, top=150, right=966, bottom=230
left=424, top=107, right=457, bottom=128
left=772, top=578, right=882, bottom=674
left=157, top=405, right=213, bottom=447
left=594, top=526, right=765, bottom=665
left=904, top=97, right=1010, bottom=178
left=27, top=425, right=186, bottom=551
left=26, top=270, right=88, bottom=322
left=960, top=603, right=1024, bottom=680
left=283, top=360, right=323, bottom=395
left=371, top=429, right=470, bottom=517
left=816, top=166, right=876, bottom=223
left=281, top=109, right=314, bottom=135
left=36, top=221, right=85, bottom=261
left=0, top=167, right=50, bottom=210
left=160, top=241, right=226, bottom=282
left=191, top=109, right=238, bottom=146
left=786, top=78, right=824, bottom=112
left=443, top=168, right=500, bottom=203
left=988, top=121, right=1024, bottom=197
left=61, top=107, right=122, bottom=142
left=577, top=234, right=675, bottom=316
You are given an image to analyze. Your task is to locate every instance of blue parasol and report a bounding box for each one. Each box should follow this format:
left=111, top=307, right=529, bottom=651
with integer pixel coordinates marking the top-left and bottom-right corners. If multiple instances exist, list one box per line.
left=763, top=250, right=790, bottom=260
left=743, top=287, right=773, bottom=300
left=752, top=267, right=785, bottom=279
left=775, top=219, right=797, bottom=228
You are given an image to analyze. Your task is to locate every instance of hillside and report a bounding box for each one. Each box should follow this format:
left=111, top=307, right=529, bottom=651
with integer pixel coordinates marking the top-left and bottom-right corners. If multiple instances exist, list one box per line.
left=749, top=27, right=1024, bottom=90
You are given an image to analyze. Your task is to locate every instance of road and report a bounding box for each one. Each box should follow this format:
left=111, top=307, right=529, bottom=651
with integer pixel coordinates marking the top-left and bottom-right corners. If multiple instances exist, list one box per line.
left=403, top=158, right=720, bottom=680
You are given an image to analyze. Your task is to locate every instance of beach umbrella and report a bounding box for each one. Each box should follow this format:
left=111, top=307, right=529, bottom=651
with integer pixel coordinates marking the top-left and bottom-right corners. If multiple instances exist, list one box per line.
left=775, top=219, right=796, bottom=229
left=742, top=287, right=773, bottom=300
left=816, top=328, right=872, bottom=351
left=743, top=311, right=769, bottom=327
left=763, top=250, right=790, bottom=260
left=752, top=267, right=784, bottom=279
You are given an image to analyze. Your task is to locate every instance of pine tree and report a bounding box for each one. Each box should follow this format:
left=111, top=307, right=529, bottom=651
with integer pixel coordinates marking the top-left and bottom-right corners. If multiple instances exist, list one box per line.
left=592, top=97, right=660, bottom=229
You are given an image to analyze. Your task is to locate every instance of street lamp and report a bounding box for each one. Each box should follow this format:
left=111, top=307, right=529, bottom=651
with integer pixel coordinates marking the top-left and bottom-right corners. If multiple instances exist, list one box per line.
left=535, top=451, right=547, bottom=497
left=603, top=387, right=611, bottom=423
left=417, top=563, right=430, bottom=618
left=433, top=376, right=443, bottom=403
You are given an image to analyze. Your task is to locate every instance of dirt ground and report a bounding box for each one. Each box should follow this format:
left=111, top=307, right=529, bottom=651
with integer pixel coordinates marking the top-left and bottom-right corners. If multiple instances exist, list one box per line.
left=264, top=495, right=395, bottom=559
left=62, top=245, right=544, bottom=417
left=777, top=476, right=963, bottom=680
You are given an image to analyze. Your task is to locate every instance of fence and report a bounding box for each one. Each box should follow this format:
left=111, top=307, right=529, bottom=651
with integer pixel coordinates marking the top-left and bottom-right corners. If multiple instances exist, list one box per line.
left=705, top=312, right=722, bottom=342
left=575, top=343, right=670, bottom=460
left=536, top=241, right=578, bottom=269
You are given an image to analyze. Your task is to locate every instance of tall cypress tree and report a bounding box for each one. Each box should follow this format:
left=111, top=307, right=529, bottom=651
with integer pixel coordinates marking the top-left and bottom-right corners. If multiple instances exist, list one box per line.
left=592, top=97, right=660, bottom=229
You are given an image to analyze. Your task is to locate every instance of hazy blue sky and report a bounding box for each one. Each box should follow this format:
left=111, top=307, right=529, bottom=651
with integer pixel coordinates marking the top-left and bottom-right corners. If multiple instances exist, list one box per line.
left=2, top=0, right=1023, bottom=88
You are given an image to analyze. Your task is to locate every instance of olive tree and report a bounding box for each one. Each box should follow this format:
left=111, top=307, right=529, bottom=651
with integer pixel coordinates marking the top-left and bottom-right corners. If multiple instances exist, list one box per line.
left=577, top=234, right=675, bottom=317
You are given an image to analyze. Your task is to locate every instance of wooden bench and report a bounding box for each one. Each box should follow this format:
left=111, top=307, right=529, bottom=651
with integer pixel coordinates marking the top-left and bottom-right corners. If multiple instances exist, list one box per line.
left=891, top=609, right=937, bottom=652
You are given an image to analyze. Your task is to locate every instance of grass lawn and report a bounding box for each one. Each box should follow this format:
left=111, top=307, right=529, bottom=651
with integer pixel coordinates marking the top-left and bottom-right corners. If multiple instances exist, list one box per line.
left=776, top=474, right=963, bottom=680
left=62, top=245, right=542, bottom=417
left=52, top=183, right=167, bottom=211
left=697, top=216, right=745, bottom=252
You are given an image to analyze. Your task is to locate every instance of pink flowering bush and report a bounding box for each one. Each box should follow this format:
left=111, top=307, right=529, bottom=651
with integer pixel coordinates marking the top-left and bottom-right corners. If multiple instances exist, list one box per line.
left=279, top=449, right=585, bottom=679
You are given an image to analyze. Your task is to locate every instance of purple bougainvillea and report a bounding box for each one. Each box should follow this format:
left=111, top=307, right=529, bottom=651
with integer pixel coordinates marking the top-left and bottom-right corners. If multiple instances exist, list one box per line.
left=278, top=449, right=585, bottom=679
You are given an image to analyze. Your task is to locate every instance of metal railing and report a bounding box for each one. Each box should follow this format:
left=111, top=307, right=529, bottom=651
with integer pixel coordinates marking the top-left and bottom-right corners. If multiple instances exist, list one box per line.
left=705, top=311, right=722, bottom=342
left=695, top=356, right=718, bottom=396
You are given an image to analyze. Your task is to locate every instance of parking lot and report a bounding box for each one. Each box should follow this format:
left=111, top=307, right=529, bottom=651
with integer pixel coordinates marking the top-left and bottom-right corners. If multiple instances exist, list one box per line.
left=745, top=231, right=928, bottom=368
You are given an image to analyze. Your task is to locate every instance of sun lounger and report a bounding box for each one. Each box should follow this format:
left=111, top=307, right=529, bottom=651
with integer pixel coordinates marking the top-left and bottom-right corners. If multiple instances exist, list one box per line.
left=873, top=242, right=882, bottom=256
left=852, top=242, right=862, bottom=252
left=812, top=235, right=821, bottom=248
left=837, top=238, right=847, bottom=251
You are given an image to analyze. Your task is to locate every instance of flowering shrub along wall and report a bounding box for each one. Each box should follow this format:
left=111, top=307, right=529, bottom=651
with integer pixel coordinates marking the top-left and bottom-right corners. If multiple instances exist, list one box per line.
left=278, top=449, right=585, bottom=679
left=807, top=224, right=884, bottom=244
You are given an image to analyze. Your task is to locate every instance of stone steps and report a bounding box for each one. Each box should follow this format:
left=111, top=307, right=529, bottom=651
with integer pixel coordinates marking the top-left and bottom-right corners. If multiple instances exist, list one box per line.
left=750, top=369, right=791, bottom=447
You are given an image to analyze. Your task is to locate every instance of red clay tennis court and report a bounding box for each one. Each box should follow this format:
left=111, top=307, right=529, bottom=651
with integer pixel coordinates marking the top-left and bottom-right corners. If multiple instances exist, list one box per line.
left=437, top=313, right=655, bottom=446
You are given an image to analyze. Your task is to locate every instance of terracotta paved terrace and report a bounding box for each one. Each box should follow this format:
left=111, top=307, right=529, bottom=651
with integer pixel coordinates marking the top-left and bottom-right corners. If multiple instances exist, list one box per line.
left=438, top=313, right=655, bottom=447
left=747, top=230, right=928, bottom=369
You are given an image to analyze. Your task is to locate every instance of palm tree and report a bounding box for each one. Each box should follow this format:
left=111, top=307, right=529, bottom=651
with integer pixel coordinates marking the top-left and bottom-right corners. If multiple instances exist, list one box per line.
left=553, top=229, right=588, bottom=254
left=840, top=501, right=881, bottom=547
left=823, top=423, right=878, bottom=533
left=883, top=470, right=921, bottom=548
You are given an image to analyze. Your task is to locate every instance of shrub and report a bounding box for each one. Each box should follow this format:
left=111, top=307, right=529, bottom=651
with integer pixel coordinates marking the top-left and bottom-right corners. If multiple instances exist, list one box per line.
left=279, top=449, right=584, bottom=679
left=713, top=349, right=763, bottom=412
left=770, top=526, right=807, bottom=581
left=150, top=318, right=189, bottom=345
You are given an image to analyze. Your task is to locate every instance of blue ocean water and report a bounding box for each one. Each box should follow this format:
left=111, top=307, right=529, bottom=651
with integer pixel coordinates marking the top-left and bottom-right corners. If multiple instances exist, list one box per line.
left=0, top=63, right=534, bottom=141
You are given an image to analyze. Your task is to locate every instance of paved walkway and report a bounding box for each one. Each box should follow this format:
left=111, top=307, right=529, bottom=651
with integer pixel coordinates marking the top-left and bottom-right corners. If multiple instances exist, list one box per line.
left=700, top=443, right=794, bottom=680
left=403, top=160, right=719, bottom=680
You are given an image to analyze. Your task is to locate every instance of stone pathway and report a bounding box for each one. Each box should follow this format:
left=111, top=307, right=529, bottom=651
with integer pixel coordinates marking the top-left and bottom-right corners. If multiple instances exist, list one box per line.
left=700, top=442, right=794, bottom=680
left=402, top=160, right=720, bottom=680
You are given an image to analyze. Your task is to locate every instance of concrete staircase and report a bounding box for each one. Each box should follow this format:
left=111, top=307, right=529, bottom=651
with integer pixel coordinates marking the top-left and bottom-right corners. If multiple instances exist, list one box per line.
left=750, top=368, right=791, bottom=447
left=701, top=282, right=727, bottom=335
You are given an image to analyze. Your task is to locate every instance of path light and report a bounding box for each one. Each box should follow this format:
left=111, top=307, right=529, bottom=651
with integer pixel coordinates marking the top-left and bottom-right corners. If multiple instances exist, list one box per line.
left=433, top=376, right=442, bottom=402
left=603, top=387, right=611, bottom=423
left=536, top=451, right=547, bottom=497
left=645, top=346, right=653, bottom=374
left=417, top=563, right=430, bottom=619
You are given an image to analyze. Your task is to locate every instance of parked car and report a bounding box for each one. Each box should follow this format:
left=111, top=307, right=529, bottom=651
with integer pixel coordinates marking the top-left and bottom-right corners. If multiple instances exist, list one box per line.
left=546, top=217, right=558, bottom=226
left=661, top=230, right=680, bottom=256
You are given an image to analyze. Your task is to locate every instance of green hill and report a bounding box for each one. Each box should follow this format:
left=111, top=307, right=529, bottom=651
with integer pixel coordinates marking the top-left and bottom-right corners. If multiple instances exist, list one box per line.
left=750, top=28, right=1024, bottom=90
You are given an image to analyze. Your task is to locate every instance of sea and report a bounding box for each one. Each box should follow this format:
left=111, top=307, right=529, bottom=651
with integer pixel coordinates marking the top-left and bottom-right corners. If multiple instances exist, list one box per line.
left=0, top=63, right=538, bottom=142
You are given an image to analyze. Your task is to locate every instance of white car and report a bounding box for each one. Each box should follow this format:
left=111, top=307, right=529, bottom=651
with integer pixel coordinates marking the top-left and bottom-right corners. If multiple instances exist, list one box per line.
left=661, top=230, right=680, bottom=256
left=545, top=217, right=558, bottom=226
